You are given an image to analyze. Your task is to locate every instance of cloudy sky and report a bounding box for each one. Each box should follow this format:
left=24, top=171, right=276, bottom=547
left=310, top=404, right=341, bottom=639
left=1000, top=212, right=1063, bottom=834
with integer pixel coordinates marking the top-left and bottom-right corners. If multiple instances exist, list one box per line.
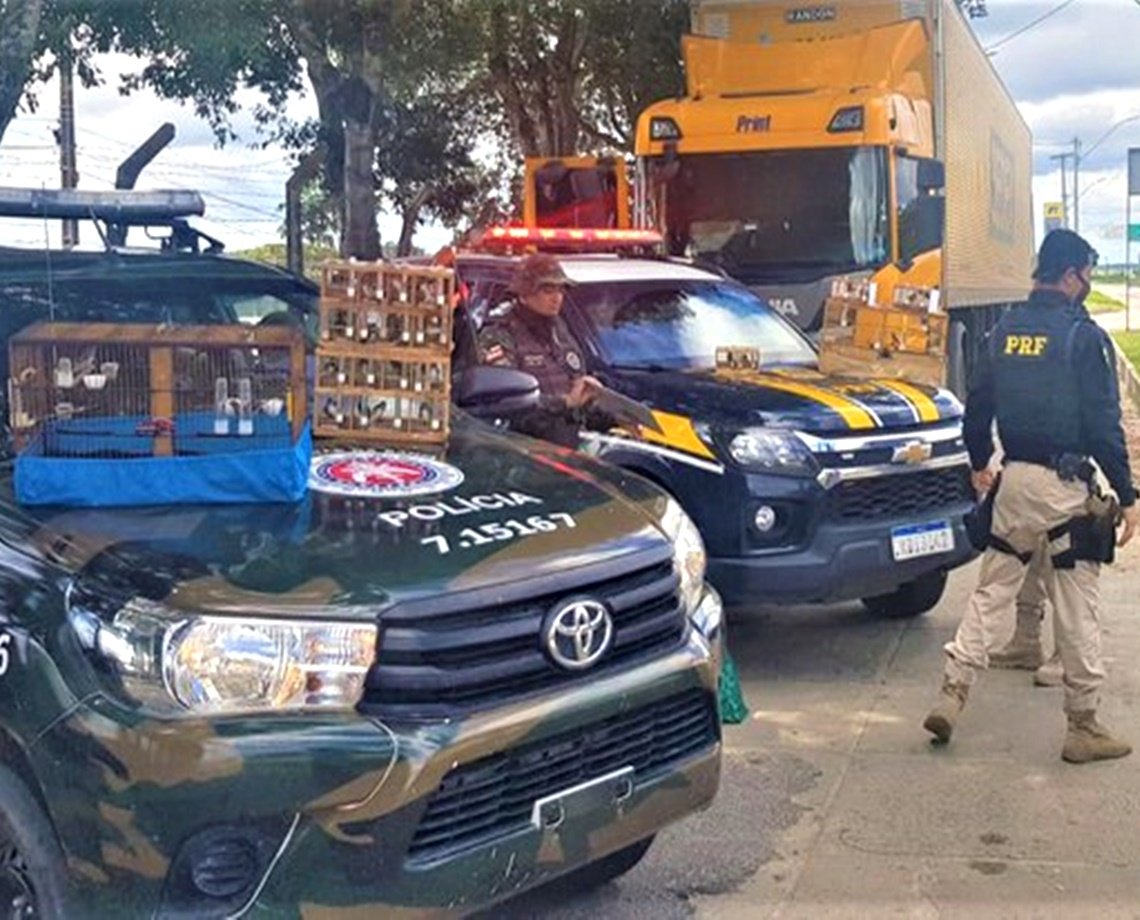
left=1, top=0, right=1138, bottom=261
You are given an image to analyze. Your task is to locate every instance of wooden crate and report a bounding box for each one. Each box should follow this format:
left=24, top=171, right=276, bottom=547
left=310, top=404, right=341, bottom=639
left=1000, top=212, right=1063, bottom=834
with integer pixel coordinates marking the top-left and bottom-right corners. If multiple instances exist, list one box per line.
left=315, top=262, right=454, bottom=446
left=9, top=322, right=307, bottom=457
left=818, top=297, right=948, bottom=388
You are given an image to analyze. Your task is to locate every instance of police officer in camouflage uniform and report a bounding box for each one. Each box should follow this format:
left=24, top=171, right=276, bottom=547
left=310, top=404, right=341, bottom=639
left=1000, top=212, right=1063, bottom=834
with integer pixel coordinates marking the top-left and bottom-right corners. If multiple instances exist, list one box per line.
left=477, top=253, right=615, bottom=448
left=924, top=229, right=1139, bottom=763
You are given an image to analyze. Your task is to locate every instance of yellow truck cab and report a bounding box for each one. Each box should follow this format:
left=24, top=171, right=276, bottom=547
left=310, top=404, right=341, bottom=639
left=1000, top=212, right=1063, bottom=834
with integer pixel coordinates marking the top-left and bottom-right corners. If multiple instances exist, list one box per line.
left=634, top=0, right=1034, bottom=393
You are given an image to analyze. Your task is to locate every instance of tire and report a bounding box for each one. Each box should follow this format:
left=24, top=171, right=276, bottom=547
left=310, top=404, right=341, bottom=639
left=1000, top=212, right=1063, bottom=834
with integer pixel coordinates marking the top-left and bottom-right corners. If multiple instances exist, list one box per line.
left=0, top=767, right=69, bottom=919
left=544, top=836, right=655, bottom=895
left=863, top=570, right=947, bottom=618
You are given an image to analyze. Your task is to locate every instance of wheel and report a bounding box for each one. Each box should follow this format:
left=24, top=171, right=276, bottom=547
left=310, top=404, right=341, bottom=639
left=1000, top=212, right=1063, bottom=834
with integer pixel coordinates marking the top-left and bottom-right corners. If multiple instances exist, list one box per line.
left=863, top=570, right=947, bottom=618
left=0, top=767, right=69, bottom=919
left=544, top=836, right=655, bottom=895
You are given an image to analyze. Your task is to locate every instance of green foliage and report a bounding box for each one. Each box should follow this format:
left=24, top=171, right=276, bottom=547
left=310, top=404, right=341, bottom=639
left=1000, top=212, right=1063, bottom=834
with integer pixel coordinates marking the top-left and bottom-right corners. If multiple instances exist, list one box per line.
left=1086, top=289, right=1126, bottom=314
left=476, top=0, right=688, bottom=157
left=1112, top=331, right=1140, bottom=374
left=232, top=242, right=336, bottom=282
left=2, top=0, right=689, bottom=254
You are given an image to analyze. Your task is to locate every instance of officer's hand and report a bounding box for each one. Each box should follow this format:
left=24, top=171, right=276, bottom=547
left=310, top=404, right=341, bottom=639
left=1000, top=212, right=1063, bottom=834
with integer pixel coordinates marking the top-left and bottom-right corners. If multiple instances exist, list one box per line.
left=1117, top=504, right=1139, bottom=547
left=566, top=376, right=597, bottom=409
left=971, top=468, right=995, bottom=497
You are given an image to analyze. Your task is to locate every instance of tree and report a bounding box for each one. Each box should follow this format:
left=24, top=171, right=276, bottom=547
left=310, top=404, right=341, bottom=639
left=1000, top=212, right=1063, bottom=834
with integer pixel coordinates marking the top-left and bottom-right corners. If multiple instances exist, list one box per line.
left=2, top=1, right=682, bottom=255
left=477, top=0, right=688, bottom=159
left=378, top=97, right=494, bottom=256
left=112, top=1, right=485, bottom=260
left=0, top=0, right=44, bottom=144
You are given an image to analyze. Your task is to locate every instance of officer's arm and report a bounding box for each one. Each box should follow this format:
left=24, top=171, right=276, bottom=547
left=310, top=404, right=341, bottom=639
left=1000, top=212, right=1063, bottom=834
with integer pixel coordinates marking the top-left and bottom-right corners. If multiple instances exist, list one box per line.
left=1076, top=326, right=1136, bottom=507
left=962, top=335, right=996, bottom=471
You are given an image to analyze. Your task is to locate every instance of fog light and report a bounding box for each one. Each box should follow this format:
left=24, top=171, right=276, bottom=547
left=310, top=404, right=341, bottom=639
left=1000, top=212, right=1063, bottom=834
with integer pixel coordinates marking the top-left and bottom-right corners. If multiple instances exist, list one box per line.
left=754, top=505, right=777, bottom=532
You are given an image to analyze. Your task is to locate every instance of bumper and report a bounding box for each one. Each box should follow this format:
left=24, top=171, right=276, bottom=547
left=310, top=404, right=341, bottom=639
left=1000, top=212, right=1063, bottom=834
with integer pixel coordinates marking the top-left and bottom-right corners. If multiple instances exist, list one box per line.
left=709, top=504, right=977, bottom=605
left=38, top=631, right=719, bottom=917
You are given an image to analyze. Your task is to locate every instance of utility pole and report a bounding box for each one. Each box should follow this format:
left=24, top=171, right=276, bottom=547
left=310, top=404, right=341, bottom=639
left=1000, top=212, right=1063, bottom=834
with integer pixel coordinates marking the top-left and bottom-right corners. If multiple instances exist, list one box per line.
left=1051, top=152, right=1073, bottom=227
left=58, top=48, right=79, bottom=248
left=1071, top=137, right=1082, bottom=234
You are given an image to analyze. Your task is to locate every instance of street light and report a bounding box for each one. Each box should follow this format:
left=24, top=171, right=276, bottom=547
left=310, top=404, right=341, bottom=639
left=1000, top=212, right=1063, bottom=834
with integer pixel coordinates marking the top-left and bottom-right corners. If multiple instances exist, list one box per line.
left=1074, top=113, right=1140, bottom=233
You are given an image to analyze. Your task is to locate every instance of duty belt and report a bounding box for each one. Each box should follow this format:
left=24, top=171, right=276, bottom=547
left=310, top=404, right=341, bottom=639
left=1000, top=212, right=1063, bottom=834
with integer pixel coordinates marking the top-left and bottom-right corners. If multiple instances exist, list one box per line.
left=1005, top=451, right=1094, bottom=484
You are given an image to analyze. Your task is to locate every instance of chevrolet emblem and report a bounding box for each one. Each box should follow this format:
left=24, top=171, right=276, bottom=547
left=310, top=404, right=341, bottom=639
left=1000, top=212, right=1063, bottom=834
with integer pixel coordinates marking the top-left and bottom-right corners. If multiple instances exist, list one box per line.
left=892, top=441, right=933, bottom=465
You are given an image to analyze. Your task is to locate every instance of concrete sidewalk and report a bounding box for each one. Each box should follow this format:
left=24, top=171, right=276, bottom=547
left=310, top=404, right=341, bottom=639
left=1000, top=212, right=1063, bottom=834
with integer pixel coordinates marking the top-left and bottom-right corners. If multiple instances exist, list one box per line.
left=705, top=550, right=1140, bottom=919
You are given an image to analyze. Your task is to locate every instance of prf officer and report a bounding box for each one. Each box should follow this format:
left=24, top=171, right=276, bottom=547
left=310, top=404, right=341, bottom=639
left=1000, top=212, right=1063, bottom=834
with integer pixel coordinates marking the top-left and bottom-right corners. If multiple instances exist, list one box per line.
left=924, top=229, right=1138, bottom=764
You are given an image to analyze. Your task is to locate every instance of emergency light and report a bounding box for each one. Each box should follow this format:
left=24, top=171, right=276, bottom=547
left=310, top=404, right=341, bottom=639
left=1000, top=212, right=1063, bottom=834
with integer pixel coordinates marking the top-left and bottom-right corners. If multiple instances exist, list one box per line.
left=475, top=226, right=664, bottom=252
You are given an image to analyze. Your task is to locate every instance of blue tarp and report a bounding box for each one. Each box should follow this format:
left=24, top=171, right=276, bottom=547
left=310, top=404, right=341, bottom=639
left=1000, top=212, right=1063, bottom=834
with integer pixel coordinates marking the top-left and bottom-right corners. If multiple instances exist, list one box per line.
left=16, top=421, right=312, bottom=507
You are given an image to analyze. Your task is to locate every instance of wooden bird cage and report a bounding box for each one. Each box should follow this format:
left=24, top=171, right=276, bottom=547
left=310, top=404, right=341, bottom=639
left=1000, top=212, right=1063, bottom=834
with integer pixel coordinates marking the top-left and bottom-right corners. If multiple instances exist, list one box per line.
left=315, top=261, right=455, bottom=447
left=9, top=322, right=308, bottom=459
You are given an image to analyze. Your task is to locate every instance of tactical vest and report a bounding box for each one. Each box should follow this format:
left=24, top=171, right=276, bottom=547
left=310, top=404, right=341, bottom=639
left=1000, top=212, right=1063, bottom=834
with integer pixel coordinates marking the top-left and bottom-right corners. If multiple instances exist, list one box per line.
left=990, top=300, right=1084, bottom=463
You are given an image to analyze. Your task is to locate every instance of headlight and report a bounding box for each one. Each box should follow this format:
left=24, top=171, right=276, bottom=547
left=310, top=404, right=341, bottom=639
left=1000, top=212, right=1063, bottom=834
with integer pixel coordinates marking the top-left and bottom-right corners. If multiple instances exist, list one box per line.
left=71, top=597, right=377, bottom=715
left=661, top=498, right=707, bottom=614
left=728, top=429, right=817, bottom=475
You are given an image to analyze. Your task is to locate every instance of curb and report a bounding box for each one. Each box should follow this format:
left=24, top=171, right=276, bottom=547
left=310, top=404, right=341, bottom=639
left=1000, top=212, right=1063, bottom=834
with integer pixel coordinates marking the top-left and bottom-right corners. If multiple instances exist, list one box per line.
left=1109, top=336, right=1140, bottom=413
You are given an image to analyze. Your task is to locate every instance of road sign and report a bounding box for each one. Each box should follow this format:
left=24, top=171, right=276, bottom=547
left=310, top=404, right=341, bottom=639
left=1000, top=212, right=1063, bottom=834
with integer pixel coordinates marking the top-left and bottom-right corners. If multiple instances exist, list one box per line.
left=1044, top=201, right=1065, bottom=232
left=1130, top=224, right=1140, bottom=243
left=1130, top=148, right=1140, bottom=196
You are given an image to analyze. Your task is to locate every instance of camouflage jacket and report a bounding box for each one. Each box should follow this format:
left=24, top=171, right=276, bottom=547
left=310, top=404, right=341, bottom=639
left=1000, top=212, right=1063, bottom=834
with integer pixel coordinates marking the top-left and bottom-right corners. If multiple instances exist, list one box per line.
left=477, top=302, right=614, bottom=447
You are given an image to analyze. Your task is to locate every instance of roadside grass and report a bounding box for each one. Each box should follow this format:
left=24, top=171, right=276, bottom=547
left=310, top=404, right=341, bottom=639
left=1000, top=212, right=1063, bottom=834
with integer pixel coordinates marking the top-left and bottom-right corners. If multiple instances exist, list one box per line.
left=1088, top=288, right=1126, bottom=314
left=1112, top=331, right=1140, bottom=371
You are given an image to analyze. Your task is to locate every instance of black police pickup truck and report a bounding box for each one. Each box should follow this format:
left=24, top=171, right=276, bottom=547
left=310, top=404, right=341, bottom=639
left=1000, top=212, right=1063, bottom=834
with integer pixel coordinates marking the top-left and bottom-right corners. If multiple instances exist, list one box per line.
left=456, top=251, right=977, bottom=616
left=0, top=190, right=721, bottom=917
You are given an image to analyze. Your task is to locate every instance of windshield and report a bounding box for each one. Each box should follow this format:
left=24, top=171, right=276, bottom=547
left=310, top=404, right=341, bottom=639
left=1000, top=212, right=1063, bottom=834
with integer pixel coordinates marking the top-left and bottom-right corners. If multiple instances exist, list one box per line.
left=663, top=147, right=890, bottom=280
left=571, top=279, right=816, bottom=371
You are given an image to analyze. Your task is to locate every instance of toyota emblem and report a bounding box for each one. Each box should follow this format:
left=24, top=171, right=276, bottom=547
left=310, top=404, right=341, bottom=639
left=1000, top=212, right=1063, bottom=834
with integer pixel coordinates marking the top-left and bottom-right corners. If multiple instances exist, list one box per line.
left=542, top=599, right=614, bottom=671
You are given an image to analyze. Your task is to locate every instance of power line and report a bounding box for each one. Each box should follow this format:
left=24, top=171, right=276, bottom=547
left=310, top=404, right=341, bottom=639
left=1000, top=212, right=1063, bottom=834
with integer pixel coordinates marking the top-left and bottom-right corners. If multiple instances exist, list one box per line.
left=200, top=191, right=280, bottom=219
left=985, top=0, right=1079, bottom=54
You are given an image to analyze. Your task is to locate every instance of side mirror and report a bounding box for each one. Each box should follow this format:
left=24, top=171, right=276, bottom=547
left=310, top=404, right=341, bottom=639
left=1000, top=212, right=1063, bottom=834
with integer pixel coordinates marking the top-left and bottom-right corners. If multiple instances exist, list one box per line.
left=917, top=158, right=946, bottom=192
left=455, top=365, right=540, bottom=417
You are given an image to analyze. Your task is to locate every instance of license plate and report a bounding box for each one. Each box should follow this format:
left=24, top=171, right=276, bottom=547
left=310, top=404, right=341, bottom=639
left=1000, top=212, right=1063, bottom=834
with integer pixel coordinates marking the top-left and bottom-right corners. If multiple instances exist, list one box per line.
left=530, top=766, right=634, bottom=831
left=891, top=521, right=954, bottom=561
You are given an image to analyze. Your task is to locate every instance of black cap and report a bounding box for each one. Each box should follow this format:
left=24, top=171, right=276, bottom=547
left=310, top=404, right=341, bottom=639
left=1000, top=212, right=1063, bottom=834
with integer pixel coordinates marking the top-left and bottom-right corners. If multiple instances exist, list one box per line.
left=1033, top=229, right=1098, bottom=282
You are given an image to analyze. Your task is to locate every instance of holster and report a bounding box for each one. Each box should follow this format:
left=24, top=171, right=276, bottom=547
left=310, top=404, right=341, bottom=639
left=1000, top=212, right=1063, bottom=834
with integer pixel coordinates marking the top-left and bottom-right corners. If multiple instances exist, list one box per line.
left=1073, top=488, right=1121, bottom=564
left=964, top=473, right=999, bottom=553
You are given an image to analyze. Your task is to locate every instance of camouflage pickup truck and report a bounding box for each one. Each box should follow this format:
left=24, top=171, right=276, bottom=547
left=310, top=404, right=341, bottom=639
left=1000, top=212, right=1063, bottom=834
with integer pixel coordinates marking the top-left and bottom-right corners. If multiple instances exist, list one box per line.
left=0, top=192, right=722, bottom=917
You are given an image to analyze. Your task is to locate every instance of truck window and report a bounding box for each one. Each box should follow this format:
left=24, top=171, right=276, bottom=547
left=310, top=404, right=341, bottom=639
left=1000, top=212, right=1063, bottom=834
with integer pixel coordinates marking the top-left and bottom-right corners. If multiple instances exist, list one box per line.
left=663, top=147, right=890, bottom=281
left=895, top=154, right=944, bottom=264
left=572, top=280, right=816, bottom=371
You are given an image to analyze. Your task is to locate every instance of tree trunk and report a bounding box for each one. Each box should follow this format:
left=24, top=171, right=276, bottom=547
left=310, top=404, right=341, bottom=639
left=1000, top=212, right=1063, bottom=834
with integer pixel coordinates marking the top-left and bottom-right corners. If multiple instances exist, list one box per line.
left=342, top=118, right=380, bottom=260
left=0, top=0, right=44, bottom=145
left=397, top=186, right=433, bottom=257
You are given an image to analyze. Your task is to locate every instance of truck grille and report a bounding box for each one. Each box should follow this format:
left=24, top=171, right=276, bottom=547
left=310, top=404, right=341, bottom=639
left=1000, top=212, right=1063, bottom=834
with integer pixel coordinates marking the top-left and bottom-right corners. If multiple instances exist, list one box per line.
left=363, top=555, right=687, bottom=715
left=830, top=466, right=972, bottom=521
left=406, top=688, right=717, bottom=863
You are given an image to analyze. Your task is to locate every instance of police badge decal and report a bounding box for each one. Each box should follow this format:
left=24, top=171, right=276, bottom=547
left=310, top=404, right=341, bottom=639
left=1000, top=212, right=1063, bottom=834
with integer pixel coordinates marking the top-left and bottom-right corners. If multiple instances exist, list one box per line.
left=309, top=451, right=465, bottom=498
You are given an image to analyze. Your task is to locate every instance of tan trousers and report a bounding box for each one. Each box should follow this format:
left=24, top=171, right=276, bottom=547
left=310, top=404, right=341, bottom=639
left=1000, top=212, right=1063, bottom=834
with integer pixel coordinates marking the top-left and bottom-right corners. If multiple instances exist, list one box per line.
left=1018, top=544, right=1051, bottom=621
left=944, top=462, right=1104, bottom=713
